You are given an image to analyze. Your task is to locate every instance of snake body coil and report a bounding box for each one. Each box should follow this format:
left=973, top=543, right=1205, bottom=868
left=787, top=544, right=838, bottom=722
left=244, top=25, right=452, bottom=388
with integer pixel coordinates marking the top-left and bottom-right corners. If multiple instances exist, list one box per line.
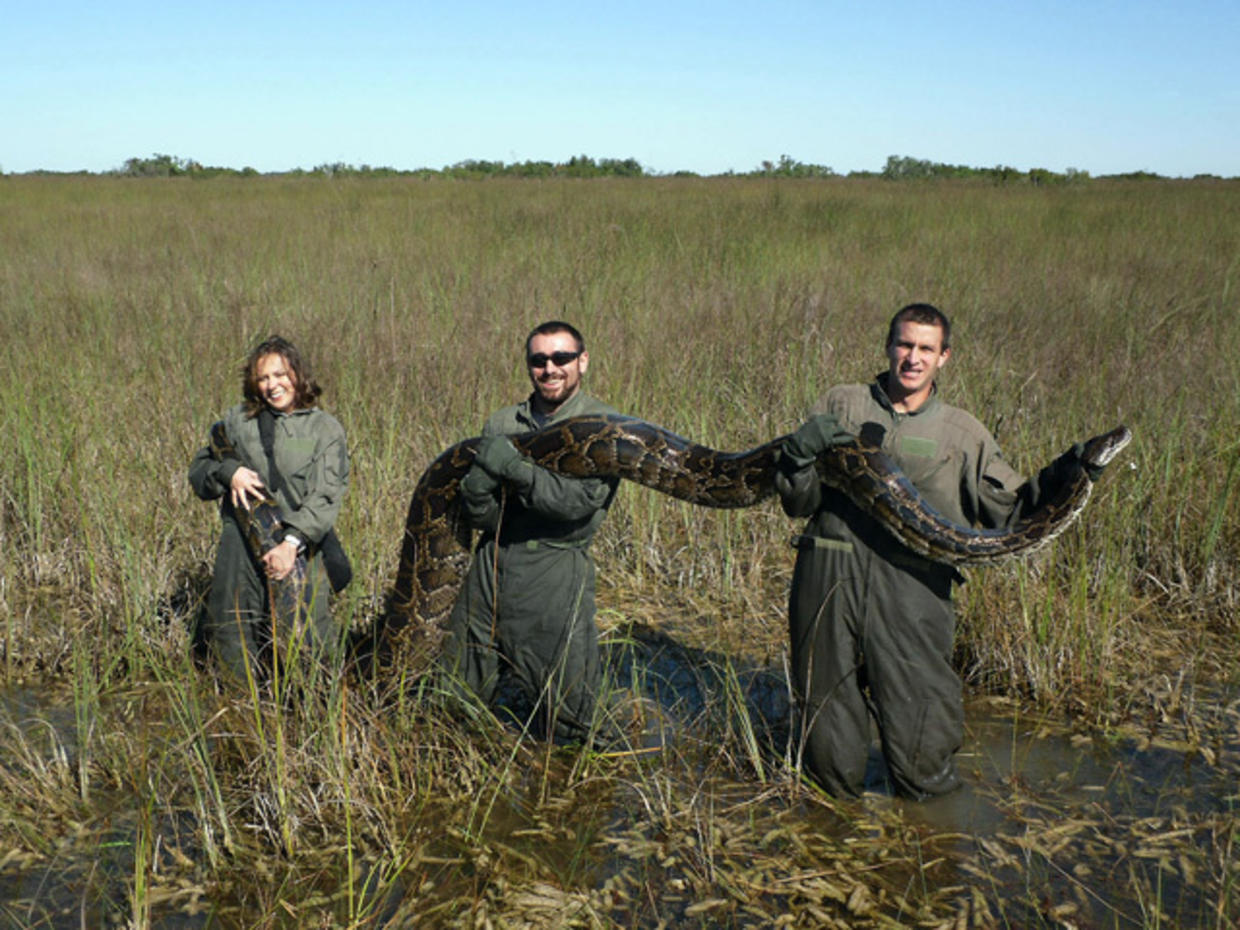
left=384, top=415, right=1131, bottom=648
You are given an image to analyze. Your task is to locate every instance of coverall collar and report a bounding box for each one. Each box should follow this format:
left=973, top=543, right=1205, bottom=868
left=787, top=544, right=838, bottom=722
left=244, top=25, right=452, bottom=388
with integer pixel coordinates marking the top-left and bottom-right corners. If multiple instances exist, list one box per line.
left=872, top=371, right=941, bottom=418
left=515, top=389, right=595, bottom=431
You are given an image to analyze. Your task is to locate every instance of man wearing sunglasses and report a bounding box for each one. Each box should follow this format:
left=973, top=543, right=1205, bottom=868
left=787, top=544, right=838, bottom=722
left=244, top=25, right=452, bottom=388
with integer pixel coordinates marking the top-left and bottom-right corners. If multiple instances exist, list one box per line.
left=438, top=320, right=622, bottom=747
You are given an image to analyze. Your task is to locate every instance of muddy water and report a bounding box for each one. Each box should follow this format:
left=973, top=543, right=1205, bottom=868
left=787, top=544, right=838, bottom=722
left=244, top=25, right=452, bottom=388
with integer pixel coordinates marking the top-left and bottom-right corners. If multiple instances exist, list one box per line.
left=604, top=624, right=1239, bottom=926
left=939, top=700, right=1236, bottom=923
left=2, top=626, right=1237, bottom=928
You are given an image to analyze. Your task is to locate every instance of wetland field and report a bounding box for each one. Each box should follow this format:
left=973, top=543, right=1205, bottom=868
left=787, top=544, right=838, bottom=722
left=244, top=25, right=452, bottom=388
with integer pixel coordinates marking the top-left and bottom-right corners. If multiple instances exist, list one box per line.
left=0, top=174, right=1237, bottom=927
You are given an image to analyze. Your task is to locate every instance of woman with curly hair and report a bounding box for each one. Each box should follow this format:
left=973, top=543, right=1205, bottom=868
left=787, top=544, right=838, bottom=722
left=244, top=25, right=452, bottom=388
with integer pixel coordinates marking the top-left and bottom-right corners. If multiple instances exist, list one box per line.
left=189, top=335, right=349, bottom=682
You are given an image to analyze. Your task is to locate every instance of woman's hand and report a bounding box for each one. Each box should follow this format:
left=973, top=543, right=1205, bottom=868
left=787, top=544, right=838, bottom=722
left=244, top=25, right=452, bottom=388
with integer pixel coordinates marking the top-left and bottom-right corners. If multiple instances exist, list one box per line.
left=230, top=467, right=266, bottom=511
left=261, top=539, right=300, bottom=581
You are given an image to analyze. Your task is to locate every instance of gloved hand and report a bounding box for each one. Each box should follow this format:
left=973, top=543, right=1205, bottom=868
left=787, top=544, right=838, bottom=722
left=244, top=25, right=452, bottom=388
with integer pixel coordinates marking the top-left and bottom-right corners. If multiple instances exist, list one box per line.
left=781, top=413, right=853, bottom=468
left=474, top=435, right=527, bottom=481
left=460, top=462, right=501, bottom=499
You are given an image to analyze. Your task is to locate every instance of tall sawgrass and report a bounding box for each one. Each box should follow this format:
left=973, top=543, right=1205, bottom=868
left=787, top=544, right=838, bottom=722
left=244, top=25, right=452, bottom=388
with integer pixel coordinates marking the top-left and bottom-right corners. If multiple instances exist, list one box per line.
left=0, top=173, right=1237, bottom=926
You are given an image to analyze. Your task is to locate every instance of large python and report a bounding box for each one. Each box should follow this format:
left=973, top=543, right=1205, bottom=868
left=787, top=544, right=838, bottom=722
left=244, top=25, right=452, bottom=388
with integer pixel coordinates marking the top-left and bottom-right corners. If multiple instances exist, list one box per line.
left=381, top=415, right=1131, bottom=649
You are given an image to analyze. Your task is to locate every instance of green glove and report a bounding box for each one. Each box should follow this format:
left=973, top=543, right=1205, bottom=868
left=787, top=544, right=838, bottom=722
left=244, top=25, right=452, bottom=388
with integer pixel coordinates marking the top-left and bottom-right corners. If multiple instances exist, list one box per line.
left=782, top=414, right=853, bottom=468
left=474, top=435, right=528, bottom=481
left=460, top=462, right=501, bottom=498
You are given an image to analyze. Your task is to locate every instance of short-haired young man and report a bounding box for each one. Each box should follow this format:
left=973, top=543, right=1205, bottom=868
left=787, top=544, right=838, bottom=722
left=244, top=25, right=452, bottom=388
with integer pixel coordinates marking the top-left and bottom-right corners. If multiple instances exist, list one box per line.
left=777, top=303, right=1099, bottom=798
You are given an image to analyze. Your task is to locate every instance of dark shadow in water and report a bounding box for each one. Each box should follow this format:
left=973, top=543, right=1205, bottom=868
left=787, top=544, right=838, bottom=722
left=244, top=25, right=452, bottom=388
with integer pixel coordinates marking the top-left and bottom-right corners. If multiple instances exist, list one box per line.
left=487, top=620, right=791, bottom=750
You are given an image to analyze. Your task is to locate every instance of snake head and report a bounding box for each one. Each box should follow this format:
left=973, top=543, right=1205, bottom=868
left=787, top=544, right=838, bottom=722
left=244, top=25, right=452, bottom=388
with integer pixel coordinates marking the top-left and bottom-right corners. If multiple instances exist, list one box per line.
left=1082, top=425, right=1132, bottom=471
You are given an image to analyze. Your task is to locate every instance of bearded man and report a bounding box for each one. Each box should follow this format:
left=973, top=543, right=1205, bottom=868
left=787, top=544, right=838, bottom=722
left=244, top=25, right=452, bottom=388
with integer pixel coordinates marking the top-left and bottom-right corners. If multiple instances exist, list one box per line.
left=437, top=321, right=621, bottom=745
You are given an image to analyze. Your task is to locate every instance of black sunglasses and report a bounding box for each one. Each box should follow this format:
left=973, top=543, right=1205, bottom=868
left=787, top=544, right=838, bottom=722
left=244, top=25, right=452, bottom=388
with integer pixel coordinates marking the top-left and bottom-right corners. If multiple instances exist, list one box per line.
left=527, top=350, right=581, bottom=369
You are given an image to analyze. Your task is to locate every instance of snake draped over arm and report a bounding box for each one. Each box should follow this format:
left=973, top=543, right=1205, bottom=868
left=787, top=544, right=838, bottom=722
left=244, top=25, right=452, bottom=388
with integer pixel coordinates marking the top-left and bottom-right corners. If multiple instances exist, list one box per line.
left=380, top=415, right=1131, bottom=652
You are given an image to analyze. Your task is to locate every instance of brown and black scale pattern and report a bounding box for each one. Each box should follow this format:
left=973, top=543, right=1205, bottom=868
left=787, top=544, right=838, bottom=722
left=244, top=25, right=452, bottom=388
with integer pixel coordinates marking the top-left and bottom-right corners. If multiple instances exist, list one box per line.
left=381, top=415, right=1131, bottom=655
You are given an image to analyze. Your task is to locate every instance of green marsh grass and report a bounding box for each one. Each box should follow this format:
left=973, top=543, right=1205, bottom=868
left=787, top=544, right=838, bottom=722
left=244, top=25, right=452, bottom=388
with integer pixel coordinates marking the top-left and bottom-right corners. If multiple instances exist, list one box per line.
left=0, top=174, right=1237, bottom=926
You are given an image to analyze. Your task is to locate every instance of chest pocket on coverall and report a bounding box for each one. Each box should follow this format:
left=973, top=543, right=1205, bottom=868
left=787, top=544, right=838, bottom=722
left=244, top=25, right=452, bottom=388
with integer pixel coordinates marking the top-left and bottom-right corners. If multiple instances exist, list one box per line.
left=277, top=437, right=318, bottom=498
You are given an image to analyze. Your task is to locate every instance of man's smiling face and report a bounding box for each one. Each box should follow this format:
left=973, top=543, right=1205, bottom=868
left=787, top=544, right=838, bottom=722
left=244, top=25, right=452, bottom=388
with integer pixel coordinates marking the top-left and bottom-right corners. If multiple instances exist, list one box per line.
left=885, top=320, right=949, bottom=407
left=527, top=330, right=588, bottom=412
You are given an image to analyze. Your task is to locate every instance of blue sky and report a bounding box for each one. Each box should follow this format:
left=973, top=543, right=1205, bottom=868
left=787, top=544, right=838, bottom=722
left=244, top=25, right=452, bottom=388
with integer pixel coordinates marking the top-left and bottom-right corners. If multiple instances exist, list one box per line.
left=4, top=0, right=1237, bottom=177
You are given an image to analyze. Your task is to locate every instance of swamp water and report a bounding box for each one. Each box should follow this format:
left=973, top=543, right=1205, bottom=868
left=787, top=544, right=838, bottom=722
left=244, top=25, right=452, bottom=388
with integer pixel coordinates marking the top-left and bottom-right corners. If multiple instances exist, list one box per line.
left=1, top=625, right=1237, bottom=928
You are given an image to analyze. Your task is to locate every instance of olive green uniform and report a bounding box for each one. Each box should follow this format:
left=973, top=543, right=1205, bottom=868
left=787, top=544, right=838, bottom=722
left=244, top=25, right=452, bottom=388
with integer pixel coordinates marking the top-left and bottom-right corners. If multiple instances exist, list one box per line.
left=189, top=403, right=349, bottom=680
left=777, top=374, right=1072, bottom=798
left=438, top=391, right=620, bottom=744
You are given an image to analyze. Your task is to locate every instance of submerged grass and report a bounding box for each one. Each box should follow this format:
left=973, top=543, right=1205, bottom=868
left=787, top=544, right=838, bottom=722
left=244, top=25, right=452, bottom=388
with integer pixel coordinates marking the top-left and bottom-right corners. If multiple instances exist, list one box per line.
left=0, top=174, right=1237, bottom=926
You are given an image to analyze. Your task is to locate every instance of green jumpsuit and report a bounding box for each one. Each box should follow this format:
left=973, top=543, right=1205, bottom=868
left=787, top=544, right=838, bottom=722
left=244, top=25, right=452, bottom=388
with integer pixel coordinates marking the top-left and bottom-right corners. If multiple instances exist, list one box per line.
left=437, top=391, right=620, bottom=744
left=777, top=374, right=1074, bottom=798
left=189, top=403, right=349, bottom=680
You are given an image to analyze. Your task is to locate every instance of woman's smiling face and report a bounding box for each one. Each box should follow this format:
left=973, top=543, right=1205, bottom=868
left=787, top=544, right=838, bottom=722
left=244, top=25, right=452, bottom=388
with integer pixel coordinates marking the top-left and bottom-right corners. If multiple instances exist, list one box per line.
left=254, top=353, right=298, bottom=412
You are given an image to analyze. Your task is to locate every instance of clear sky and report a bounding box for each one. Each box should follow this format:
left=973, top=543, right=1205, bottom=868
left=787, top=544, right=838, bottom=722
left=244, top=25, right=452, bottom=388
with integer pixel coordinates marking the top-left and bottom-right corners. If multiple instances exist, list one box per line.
left=3, top=0, right=1237, bottom=177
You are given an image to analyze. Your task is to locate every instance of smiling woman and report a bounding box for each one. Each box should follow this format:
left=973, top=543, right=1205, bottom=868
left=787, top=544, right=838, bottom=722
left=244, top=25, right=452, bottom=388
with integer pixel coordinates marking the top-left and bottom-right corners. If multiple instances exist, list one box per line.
left=187, top=335, right=350, bottom=685
left=255, top=353, right=298, bottom=413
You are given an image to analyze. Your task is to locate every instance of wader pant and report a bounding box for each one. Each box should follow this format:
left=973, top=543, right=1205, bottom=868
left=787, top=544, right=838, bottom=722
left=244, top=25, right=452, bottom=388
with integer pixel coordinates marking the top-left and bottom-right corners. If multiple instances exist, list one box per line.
left=788, top=533, right=963, bottom=799
left=437, top=536, right=608, bottom=745
left=204, top=518, right=338, bottom=683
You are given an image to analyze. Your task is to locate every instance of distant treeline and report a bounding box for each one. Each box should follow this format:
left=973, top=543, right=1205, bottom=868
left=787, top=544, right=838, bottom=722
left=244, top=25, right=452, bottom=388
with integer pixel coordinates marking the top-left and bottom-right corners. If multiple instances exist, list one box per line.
left=10, top=151, right=1232, bottom=183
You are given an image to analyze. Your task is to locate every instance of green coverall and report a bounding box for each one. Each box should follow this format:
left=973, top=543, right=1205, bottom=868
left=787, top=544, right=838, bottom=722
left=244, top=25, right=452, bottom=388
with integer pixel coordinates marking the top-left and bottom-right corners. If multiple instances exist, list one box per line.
left=189, top=403, right=349, bottom=680
left=437, top=390, right=620, bottom=744
left=776, top=374, right=1075, bottom=798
